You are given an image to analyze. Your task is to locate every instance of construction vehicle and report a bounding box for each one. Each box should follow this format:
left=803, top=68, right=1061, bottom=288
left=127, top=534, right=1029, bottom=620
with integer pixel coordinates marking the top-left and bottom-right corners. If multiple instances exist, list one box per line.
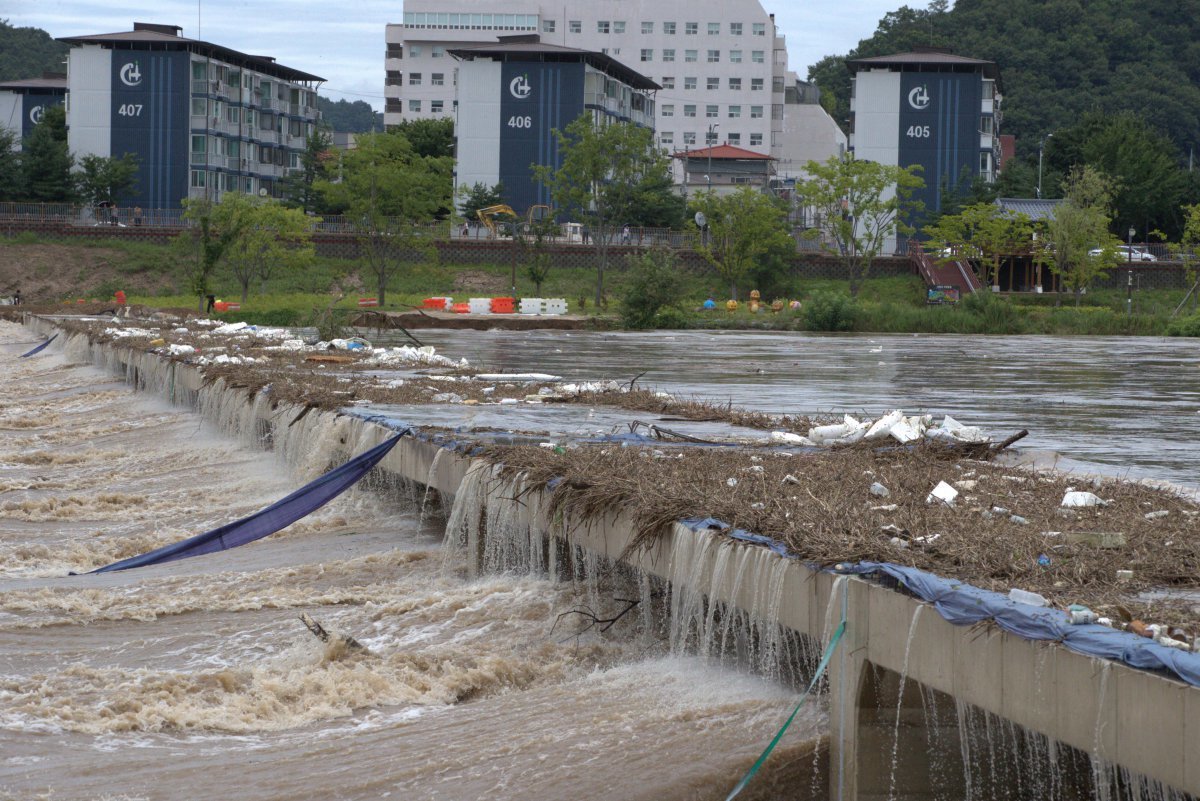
left=476, top=204, right=555, bottom=238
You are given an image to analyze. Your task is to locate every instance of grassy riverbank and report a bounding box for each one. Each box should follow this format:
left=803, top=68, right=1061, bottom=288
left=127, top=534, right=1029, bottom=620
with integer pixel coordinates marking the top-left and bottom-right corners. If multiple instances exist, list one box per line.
left=4, top=233, right=1198, bottom=336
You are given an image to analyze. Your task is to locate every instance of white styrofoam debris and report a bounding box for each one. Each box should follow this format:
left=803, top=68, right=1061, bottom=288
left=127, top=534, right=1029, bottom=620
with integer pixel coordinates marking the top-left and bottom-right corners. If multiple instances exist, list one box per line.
left=473, top=372, right=560, bottom=382
left=212, top=322, right=249, bottom=335
left=769, top=431, right=813, bottom=446
left=167, top=344, right=195, bottom=356
left=1062, top=491, right=1107, bottom=508
left=870, top=482, right=890, bottom=497
left=926, top=480, right=959, bottom=506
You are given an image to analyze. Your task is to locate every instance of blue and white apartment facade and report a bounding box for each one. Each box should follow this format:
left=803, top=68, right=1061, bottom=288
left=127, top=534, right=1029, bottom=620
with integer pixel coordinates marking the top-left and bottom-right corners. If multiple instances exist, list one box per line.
left=59, top=22, right=324, bottom=209
left=0, top=74, right=68, bottom=148
left=385, top=0, right=845, bottom=180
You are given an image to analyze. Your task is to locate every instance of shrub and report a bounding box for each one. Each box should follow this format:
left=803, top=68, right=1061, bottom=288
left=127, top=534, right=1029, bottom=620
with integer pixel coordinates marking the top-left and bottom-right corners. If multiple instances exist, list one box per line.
left=961, top=289, right=1024, bottom=333
left=619, top=247, right=684, bottom=329
left=802, top=290, right=858, bottom=331
left=1167, top=312, right=1200, bottom=337
left=653, top=306, right=691, bottom=329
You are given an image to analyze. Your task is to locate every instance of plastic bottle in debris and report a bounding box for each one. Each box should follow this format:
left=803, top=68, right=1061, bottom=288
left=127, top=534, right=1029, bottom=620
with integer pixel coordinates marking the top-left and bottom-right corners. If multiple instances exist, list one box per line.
left=1008, top=588, right=1050, bottom=607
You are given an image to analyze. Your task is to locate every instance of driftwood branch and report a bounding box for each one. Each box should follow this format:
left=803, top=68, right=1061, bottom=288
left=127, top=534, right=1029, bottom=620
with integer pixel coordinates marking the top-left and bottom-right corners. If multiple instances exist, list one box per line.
left=551, top=598, right=640, bottom=643
left=300, top=612, right=366, bottom=651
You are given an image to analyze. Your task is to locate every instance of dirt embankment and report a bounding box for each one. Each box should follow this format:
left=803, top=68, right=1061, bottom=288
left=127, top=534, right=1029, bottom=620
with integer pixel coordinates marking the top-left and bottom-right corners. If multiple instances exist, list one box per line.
left=0, top=243, right=178, bottom=304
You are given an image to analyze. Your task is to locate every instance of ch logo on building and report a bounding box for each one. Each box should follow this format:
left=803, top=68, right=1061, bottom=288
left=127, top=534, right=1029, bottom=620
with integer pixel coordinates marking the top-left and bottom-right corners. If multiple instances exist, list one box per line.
left=29, top=106, right=44, bottom=125
left=908, top=84, right=930, bottom=110
left=509, top=74, right=531, bottom=99
left=119, top=61, right=143, bottom=87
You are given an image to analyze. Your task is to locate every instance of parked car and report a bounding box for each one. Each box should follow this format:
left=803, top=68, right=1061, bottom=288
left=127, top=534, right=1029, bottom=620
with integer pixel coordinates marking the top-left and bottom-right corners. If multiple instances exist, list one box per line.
left=1088, top=245, right=1156, bottom=262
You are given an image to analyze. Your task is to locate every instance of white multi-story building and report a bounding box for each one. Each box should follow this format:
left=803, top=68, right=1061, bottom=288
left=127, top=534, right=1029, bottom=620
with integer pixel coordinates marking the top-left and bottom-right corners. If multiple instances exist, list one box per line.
left=384, top=0, right=844, bottom=174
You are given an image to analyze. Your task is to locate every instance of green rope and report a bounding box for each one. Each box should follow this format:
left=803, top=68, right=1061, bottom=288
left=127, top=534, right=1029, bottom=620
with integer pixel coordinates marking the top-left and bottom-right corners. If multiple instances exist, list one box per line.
left=724, top=620, right=847, bottom=801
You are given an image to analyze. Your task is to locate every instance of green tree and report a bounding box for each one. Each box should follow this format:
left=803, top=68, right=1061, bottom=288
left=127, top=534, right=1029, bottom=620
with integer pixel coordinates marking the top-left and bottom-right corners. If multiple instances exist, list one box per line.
left=0, top=20, right=69, bottom=82
left=211, top=193, right=316, bottom=302
left=619, top=247, right=685, bottom=329
left=177, top=198, right=244, bottom=311
left=616, top=167, right=686, bottom=228
left=798, top=154, right=925, bottom=296
left=457, top=181, right=505, bottom=222
left=1045, top=166, right=1119, bottom=306
left=690, top=187, right=794, bottom=299
left=391, top=117, right=455, bottom=159
left=923, top=202, right=1033, bottom=288
left=316, top=131, right=450, bottom=306
left=0, top=128, right=22, bottom=201
left=281, top=128, right=333, bottom=213
left=1171, top=203, right=1200, bottom=314
left=74, top=153, right=140, bottom=208
left=533, top=114, right=664, bottom=307
left=315, top=96, right=381, bottom=133
left=21, top=104, right=72, bottom=202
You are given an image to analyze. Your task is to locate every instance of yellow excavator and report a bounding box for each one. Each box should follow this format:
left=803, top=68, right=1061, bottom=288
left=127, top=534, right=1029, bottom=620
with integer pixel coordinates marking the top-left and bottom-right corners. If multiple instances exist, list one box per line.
left=476, top=204, right=553, bottom=238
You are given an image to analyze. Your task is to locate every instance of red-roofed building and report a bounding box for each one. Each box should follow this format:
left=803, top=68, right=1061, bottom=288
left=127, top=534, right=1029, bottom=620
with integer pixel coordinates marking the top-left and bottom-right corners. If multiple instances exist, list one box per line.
left=671, top=143, right=775, bottom=196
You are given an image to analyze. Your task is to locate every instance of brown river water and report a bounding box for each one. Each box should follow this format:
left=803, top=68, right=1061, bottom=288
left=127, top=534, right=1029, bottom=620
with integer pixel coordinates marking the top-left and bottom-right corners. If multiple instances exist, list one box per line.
left=0, top=320, right=825, bottom=801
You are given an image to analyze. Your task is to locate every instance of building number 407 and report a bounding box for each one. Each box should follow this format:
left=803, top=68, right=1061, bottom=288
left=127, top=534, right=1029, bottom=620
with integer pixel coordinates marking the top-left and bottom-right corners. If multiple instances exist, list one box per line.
left=507, top=115, right=532, bottom=129
left=117, top=104, right=144, bottom=117
left=906, top=125, right=931, bottom=138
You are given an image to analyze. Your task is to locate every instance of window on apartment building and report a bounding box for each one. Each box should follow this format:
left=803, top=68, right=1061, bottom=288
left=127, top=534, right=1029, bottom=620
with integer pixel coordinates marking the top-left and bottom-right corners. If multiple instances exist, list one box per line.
left=192, top=61, right=207, bottom=80
left=409, top=73, right=422, bottom=85
left=598, top=20, right=610, bottom=33
left=432, top=46, right=444, bottom=57
left=661, top=76, right=675, bottom=89
left=729, top=50, right=742, bottom=63
left=409, top=99, right=421, bottom=112
left=729, top=77, right=742, bottom=90
left=683, top=131, right=696, bottom=144
left=289, top=152, right=300, bottom=169
left=684, top=77, right=697, bottom=89
left=706, top=104, right=718, bottom=118
left=772, top=103, right=784, bottom=119
left=543, top=19, right=555, bottom=33
left=684, top=104, right=696, bottom=117
left=190, top=170, right=206, bottom=188
left=664, top=21, right=676, bottom=34
left=980, top=152, right=992, bottom=174
left=772, top=76, right=785, bottom=92
left=750, top=104, right=763, bottom=118
left=752, top=22, right=766, bottom=35
left=289, top=119, right=302, bottom=136
left=728, top=133, right=740, bottom=144
left=432, top=73, right=444, bottom=85
left=728, top=105, right=741, bottom=118
left=431, top=100, right=444, bottom=113
left=708, top=22, right=720, bottom=34
left=982, top=80, right=995, bottom=100
left=409, top=45, right=422, bottom=57
left=660, top=131, right=673, bottom=145
left=662, top=104, right=674, bottom=116
left=191, top=98, right=207, bottom=116
left=706, top=128, right=718, bottom=144
left=707, top=49, right=719, bottom=62
left=190, top=134, right=206, bottom=154
left=385, top=70, right=403, bottom=86
left=685, top=49, right=697, bottom=62
left=685, top=22, right=697, bottom=34
left=641, top=49, right=653, bottom=61
left=642, top=21, right=653, bottom=33
left=662, top=48, right=675, bottom=61
left=569, top=20, right=581, bottom=33
left=752, top=50, right=764, bottom=63
left=750, top=132, right=762, bottom=146
left=751, top=78, right=764, bottom=90
left=980, top=116, right=994, bottom=134
left=226, top=106, right=240, bottom=124
left=730, top=22, right=743, bottom=35
left=707, top=77, right=719, bottom=90
left=614, top=21, right=626, bottom=33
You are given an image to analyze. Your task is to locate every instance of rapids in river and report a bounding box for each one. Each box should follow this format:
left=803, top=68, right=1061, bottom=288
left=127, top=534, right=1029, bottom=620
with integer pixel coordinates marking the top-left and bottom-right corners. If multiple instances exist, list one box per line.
left=0, top=320, right=824, bottom=801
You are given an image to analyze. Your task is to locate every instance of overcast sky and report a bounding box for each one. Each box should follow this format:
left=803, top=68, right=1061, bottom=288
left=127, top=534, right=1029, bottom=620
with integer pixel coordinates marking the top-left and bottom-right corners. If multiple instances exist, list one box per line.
left=4, top=0, right=905, bottom=109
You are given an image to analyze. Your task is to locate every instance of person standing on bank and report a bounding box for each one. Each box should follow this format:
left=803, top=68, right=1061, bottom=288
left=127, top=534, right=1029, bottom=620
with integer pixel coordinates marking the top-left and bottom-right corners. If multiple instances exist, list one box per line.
left=133, top=206, right=143, bottom=226
left=110, top=205, right=119, bottom=226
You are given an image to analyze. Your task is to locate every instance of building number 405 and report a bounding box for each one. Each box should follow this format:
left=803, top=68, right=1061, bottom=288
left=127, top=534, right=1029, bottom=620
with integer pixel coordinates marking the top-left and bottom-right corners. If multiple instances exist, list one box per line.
left=117, top=104, right=144, bottom=117
left=906, top=125, right=931, bottom=138
left=507, top=115, right=532, bottom=129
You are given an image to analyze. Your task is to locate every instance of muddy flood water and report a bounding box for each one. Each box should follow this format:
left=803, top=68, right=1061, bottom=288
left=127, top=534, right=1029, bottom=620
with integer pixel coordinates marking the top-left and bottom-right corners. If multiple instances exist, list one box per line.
left=0, top=320, right=824, bottom=801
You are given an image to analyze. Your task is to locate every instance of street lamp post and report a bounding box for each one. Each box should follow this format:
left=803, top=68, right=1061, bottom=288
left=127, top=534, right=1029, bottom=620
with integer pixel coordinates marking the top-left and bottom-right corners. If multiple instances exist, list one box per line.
left=1036, top=133, right=1053, bottom=199
left=706, top=123, right=719, bottom=192
left=1127, top=226, right=1136, bottom=264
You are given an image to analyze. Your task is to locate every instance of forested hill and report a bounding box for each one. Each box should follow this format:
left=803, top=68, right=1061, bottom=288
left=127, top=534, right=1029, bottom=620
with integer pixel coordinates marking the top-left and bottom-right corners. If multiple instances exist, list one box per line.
left=316, top=97, right=383, bottom=133
left=808, top=0, right=1200, bottom=158
left=0, top=20, right=69, bottom=82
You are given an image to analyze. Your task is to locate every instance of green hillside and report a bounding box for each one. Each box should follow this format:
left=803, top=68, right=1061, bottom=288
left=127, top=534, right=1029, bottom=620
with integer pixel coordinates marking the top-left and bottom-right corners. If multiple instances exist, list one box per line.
left=0, top=19, right=69, bottom=81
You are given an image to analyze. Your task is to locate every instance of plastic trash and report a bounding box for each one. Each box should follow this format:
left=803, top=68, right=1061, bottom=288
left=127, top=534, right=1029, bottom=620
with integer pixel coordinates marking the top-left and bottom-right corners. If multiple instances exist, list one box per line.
left=770, top=431, right=812, bottom=446
left=1067, top=604, right=1097, bottom=625
left=1008, top=588, right=1049, bottom=607
left=1144, top=510, right=1169, bottom=520
left=889, top=417, right=923, bottom=444
left=1037, top=553, right=1051, bottom=567
left=926, top=481, right=958, bottom=506
left=864, top=410, right=903, bottom=440
left=1116, top=569, right=1134, bottom=581
left=807, top=415, right=867, bottom=444
left=1062, top=491, right=1106, bottom=507
left=869, top=482, right=890, bottom=497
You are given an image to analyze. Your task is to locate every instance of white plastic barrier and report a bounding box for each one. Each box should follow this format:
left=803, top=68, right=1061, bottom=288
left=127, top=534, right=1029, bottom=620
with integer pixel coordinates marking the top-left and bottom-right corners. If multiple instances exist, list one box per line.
left=544, top=298, right=568, bottom=315
left=468, top=298, right=492, bottom=315
left=520, top=298, right=546, bottom=315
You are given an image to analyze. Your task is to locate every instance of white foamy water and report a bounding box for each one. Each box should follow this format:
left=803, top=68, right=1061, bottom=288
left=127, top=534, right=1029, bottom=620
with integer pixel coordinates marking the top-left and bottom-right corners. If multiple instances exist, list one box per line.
left=0, top=321, right=825, bottom=801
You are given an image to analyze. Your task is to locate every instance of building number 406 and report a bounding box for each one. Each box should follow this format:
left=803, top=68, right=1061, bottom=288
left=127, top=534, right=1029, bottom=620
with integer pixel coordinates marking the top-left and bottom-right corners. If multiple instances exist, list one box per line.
left=906, top=125, right=931, bottom=138
left=117, top=104, right=144, bottom=117
left=507, top=115, right=532, bottom=129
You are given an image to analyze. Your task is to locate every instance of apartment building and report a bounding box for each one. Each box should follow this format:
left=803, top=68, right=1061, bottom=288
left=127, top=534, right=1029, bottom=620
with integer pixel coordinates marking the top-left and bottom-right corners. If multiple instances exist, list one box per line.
left=59, top=22, right=324, bottom=208
left=384, top=0, right=844, bottom=173
left=847, top=49, right=1002, bottom=219
left=0, top=73, right=67, bottom=148
left=454, top=40, right=657, bottom=213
